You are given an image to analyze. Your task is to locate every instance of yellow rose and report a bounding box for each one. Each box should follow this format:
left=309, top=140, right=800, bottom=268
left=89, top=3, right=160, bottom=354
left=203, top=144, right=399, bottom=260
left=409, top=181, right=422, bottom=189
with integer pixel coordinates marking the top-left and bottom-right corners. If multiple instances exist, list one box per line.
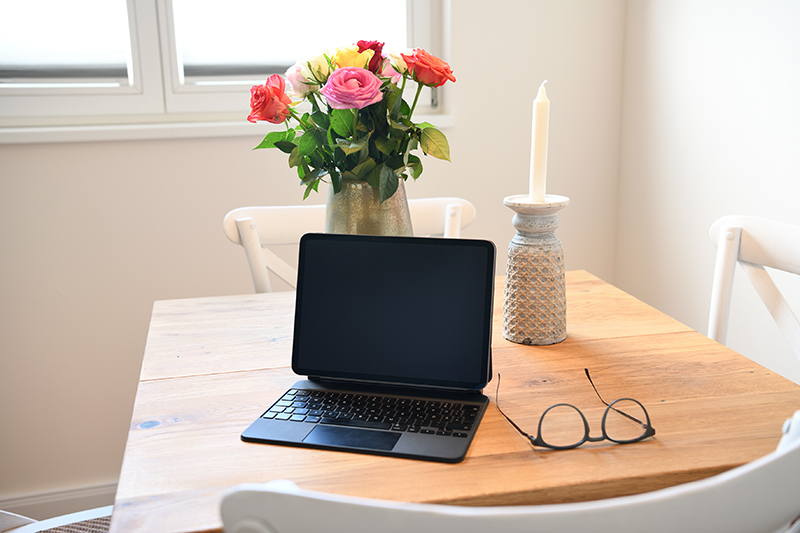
left=333, top=45, right=374, bottom=69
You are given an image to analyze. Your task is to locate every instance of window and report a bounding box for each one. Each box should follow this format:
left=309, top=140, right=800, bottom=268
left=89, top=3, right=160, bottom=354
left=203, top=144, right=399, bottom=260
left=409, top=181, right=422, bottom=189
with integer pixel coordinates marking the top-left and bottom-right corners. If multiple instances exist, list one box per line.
left=0, top=0, right=448, bottom=141
left=0, top=0, right=131, bottom=84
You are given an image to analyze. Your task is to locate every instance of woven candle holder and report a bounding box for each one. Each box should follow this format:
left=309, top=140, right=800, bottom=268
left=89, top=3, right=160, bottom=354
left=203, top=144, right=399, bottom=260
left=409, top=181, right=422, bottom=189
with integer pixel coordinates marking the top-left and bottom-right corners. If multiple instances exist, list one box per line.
left=502, top=194, right=570, bottom=345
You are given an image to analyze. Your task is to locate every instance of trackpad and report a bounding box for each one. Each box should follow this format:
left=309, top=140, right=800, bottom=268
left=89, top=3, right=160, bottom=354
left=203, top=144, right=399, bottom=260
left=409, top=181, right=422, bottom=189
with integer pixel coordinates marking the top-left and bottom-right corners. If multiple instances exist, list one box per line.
left=303, top=425, right=401, bottom=451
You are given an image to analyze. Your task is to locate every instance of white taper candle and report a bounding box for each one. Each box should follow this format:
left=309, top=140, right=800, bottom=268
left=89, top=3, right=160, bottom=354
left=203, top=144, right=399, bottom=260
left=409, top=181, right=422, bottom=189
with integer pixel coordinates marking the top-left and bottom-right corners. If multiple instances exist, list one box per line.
left=529, top=81, right=550, bottom=203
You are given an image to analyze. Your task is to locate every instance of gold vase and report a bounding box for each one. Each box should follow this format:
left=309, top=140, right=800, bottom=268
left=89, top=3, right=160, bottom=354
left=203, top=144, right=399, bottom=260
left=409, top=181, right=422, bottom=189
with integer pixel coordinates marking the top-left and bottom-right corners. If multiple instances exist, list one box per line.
left=325, top=179, right=414, bottom=236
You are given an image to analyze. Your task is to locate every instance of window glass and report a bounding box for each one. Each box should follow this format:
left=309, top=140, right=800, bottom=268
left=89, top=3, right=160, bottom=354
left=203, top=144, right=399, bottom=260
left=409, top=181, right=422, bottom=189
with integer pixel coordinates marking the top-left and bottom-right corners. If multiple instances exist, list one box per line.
left=0, top=0, right=131, bottom=85
left=172, top=0, right=407, bottom=82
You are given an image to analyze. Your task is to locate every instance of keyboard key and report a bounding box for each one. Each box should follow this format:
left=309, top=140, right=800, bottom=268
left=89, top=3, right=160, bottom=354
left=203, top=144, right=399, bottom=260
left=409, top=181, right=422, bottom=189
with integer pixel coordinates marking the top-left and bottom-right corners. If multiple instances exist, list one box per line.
left=269, top=388, right=484, bottom=443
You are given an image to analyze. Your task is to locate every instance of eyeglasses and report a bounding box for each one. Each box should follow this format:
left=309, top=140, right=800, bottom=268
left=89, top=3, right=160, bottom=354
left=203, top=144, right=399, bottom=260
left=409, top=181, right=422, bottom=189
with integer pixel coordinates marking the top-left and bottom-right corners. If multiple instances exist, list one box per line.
left=495, top=369, right=656, bottom=450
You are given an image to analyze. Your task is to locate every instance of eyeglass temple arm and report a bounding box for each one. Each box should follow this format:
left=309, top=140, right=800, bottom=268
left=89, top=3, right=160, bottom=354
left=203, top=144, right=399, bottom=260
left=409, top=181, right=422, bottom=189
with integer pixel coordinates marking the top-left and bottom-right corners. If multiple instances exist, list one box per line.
left=495, top=374, right=536, bottom=442
left=584, top=369, right=647, bottom=427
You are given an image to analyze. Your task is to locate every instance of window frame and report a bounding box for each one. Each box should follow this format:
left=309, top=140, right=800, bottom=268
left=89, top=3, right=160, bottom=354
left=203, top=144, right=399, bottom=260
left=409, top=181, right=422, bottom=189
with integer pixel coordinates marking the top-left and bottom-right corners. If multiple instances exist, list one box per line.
left=0, top=0, right=165, bottom=120
left=0, top=0, right=452, bottom=144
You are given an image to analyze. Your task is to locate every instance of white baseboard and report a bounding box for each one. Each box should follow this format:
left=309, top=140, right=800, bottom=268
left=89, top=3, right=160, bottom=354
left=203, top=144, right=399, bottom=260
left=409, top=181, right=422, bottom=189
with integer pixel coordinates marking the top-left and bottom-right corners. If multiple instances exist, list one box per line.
left=0, top=482, right=117, bottom=521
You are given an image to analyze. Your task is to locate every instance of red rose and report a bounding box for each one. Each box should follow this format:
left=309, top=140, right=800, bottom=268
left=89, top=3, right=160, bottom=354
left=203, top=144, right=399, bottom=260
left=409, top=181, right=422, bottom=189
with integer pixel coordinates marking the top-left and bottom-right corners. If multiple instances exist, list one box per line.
left=357, top=40, right=385, bottom=74
left=247, top=74, right=292, bottom=124
left=400, top=49, right=456, bottom=88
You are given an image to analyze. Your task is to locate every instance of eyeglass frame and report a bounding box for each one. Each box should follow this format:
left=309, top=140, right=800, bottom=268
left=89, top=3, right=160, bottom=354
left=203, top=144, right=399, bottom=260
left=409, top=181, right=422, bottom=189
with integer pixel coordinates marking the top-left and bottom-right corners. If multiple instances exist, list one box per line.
left=495, top=368, right=656, bottom=450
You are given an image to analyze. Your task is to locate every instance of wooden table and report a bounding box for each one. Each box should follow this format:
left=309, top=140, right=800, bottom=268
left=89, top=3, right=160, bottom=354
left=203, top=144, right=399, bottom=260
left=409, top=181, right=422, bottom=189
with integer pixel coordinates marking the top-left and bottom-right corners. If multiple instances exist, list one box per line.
left=110, top=271, right=800, bottom=532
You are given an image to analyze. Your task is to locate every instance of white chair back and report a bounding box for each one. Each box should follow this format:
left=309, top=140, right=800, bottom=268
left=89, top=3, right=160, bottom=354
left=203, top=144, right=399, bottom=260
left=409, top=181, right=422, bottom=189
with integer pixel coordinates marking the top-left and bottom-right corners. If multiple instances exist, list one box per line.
left=221, top=412, right=800, bottom=533
left=223, top=198, right=476, bottom=293
left=708, top=215, right=800, bottom=365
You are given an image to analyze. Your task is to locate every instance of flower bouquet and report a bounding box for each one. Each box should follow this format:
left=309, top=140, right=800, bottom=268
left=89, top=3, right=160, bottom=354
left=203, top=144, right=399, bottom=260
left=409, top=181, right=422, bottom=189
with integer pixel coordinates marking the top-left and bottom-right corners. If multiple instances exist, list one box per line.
left=247, top=40, right=455, bottom=203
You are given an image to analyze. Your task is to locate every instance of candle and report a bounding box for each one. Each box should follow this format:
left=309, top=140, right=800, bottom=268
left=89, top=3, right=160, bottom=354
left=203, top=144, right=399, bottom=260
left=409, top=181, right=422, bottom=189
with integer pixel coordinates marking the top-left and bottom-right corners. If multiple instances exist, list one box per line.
left=529, top=81, right=550, bottom=203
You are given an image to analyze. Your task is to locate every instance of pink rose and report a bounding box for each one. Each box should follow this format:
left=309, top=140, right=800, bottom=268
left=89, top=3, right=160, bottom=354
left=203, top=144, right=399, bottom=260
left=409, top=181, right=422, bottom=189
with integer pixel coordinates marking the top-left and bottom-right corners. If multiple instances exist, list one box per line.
left=320, top=67, right=383, bottom=110
left=247, top=74, right=292, bottom=124
left=380, top=60, right=402, bottom=85
left=284, top=63, right=313, bottom=97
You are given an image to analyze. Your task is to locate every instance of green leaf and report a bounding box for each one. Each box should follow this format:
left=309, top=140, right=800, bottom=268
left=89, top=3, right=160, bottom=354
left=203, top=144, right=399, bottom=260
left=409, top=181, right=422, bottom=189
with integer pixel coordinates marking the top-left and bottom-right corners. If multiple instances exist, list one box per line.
left=274, top=140, right=297, bottom=154
left=254, top=129, right=295, bottom=150
left=297, top=129, right=322, bottom=158
left=311, top=111, right=330, bottom=130
left=416, top=122, right=435, bottom=129
left=351, top=159, right=377, bottom=180
left=300, top=166, right=323, bottom=186
left=389, top=118, right=411, bottom=132
left=419, top=128, right=451, bottom=162
left=330, top=109, right=353, bottom=137
left=406, top=155, right=423, bottom=180
left=303, top=178, right=319, bottom=200
left=365, top=163, right=382, bottom=190
left=386, top=84, right=403, bottom=120
left=378, top=165, right=399, bottom=203
left=330, top=169, right=343, bottom=194
left=288, top=146, right=302, bottom=167
left=374, top=136, right=399, bottom=156
left=335, top=136, right=369, bottom=156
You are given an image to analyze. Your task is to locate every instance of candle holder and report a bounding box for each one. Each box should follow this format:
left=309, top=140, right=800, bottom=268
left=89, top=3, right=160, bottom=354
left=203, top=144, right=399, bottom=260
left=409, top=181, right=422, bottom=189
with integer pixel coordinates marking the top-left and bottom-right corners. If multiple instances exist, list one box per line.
left=503, top=194, right=570, bottom=345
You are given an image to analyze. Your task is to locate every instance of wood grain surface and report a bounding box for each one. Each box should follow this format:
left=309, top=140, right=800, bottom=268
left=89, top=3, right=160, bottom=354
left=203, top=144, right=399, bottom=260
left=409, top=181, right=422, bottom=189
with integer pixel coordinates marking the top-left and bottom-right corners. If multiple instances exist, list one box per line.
left=109, top=270, right=800, bottom=533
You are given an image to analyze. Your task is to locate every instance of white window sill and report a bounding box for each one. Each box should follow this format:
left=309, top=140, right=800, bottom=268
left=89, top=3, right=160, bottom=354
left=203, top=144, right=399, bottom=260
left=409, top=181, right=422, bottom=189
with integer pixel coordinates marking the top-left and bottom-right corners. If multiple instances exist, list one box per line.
left=0, top=114, right=455, bottom=144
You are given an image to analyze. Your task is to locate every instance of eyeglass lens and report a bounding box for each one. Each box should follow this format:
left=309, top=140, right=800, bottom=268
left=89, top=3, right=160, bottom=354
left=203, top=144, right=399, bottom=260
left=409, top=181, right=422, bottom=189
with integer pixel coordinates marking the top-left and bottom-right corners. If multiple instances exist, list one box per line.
left=539, top=404, right=587, bottom=448
left=603, top=399, right=650, bottom=443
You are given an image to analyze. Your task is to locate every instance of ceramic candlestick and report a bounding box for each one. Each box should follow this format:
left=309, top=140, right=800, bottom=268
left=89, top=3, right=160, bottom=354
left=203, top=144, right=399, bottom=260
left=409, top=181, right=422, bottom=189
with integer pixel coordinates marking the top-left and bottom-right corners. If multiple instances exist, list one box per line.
left=502, top=194, right=570, bottom=345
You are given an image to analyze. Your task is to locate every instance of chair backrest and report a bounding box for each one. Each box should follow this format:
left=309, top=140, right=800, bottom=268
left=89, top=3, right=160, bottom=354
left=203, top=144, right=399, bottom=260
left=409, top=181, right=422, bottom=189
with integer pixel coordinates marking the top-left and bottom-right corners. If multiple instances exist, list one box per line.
left=708, top=215, right=800, bottom=364
left=2, top=505, right=112, bottom=532
left=222, top=198, right=476, bottom=293
left=220, top=411, right=800, bottom=533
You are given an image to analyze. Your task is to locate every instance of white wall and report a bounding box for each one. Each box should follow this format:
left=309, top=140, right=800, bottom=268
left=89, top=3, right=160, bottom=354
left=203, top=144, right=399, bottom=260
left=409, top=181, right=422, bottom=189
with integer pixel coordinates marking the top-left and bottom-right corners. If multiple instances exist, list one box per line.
left=616, top=0, right=800, bottom=383
left=0, top=0, right=625, bottom=518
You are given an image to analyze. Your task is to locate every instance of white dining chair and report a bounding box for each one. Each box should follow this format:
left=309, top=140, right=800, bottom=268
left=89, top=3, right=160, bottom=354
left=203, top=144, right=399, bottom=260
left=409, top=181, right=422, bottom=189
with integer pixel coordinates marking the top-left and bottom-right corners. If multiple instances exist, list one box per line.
left=1, top=505, right=112, bottom=533
left=708, top=215, right=800, bottom=366
left=222, top=197, right=476, bottom=293
left=220, top=411, right=800, bottom=533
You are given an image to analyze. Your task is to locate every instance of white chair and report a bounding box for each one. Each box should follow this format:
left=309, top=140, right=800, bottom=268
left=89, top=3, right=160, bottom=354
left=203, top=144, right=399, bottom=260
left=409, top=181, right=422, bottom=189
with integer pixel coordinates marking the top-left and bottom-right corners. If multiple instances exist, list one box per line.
left=1, top=505, right=112, bottom=532
left=223, top=198, right=476, bottom=293
left=708, top=215, right=800, bottom=366
left=220, top=411, right=800, bottom=533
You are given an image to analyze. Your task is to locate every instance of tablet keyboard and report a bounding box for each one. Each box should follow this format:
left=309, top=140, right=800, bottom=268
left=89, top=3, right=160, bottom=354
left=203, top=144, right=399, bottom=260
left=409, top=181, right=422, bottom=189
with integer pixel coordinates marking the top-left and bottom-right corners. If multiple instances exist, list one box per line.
left=261, top=388, right=482, bottom=438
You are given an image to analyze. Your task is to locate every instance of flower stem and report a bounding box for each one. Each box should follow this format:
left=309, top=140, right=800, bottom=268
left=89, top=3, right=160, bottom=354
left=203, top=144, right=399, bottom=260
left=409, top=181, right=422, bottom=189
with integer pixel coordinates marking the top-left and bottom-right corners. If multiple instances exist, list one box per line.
left=409, top=82, right=424, bottom=119
left=289, top=108, right=310, bottom=129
